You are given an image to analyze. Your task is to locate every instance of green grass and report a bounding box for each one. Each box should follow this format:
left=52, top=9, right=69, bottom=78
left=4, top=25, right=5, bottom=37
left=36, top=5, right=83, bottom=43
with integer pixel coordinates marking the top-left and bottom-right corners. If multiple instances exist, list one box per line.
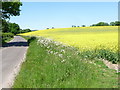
left=13, top=37, right=118, bottom=88
left=2, top=37, right=13, bottom=45
left=5, top=37, right=13, bottom=42
left=2, top=33, right=14, bottom=44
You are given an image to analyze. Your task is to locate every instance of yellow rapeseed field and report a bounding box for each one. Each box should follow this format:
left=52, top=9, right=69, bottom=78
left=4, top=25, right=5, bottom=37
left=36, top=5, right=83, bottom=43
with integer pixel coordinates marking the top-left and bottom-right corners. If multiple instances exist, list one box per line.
left=21, top=26, right=118, bottom=52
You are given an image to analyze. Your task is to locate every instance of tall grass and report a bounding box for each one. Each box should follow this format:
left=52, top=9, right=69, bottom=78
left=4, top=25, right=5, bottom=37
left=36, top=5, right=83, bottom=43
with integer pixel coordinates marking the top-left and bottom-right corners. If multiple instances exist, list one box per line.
left=13, top=37, right=118, bottom=88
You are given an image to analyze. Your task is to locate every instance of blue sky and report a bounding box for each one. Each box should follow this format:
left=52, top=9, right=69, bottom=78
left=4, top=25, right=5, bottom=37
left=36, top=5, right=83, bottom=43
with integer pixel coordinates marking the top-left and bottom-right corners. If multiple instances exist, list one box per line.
left=10, top=2, right=118, bottom=30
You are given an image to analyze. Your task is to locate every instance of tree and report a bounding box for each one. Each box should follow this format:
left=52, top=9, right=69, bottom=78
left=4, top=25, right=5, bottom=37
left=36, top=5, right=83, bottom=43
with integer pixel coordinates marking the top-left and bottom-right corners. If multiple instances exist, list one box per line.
left=110, top=22, right=115, bottom=26
left=0, top=20, right=2, bottom=32
left=114, top=21, right=120, bottom=26
left=104, top=23, right=109, bottom=26
left=2, top=19, right=10, bottom=32
left=24, top=29, right=31, bottom=32
left=96, top=22, right=109, bottom=26
left=1, top=0, right=22, bottom=34
left=91, top=22, right=109, bottom=26
left=20, top=29, right=31, bottom=33
left=82, top=25, right=86, bottom=27
left=2, top=0, right=22, bottom=19
left=52, top=27, right=54, bottom=29
left=91, top=24, right=96, bottom=26
left=9, top=23, right=20, bottom=35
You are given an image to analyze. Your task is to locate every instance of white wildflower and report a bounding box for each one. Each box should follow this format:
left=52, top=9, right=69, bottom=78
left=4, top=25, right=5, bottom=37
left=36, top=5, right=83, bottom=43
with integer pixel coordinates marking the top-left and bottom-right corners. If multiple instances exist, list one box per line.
left=60, top=49, right=65, bottom=53
left=61, top=59, right=65, bottom=63
left=54, top=52, right=58, bottom=55
left=58, top=54, right=63, bottom=58
left=89, top=61, right=93, bottom=64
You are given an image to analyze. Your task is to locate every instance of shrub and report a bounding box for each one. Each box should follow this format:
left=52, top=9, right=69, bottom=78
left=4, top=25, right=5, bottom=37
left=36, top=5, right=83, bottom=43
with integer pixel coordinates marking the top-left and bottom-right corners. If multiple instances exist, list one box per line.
left=2, top=33, right=14, bottom=43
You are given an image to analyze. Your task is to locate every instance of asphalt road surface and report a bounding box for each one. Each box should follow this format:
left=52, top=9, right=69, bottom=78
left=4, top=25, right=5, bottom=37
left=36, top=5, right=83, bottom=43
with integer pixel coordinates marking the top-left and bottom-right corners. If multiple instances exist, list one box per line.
left=1, top=36, right=28, bottom=88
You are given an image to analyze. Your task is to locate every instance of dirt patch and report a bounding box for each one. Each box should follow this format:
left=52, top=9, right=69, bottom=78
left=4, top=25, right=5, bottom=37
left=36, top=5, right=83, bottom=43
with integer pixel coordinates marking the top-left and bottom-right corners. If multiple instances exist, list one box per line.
left=103, top=59, right=119, bottom=72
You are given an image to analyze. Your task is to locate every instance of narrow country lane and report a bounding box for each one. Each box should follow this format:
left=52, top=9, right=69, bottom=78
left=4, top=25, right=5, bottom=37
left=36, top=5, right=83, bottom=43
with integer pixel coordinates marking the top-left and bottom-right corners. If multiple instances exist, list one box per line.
left=1, top=36, right=28, bottom=88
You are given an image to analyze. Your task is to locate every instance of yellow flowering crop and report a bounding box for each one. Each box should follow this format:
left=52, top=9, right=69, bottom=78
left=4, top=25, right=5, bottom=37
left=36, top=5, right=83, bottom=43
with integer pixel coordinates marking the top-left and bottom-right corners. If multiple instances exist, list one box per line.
left=20, top=26, right=118, bottom=52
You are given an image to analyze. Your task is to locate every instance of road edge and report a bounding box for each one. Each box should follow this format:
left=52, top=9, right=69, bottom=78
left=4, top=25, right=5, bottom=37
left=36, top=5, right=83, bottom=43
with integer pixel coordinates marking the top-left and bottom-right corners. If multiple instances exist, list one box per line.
left=2, top=47, right=28, bottom=88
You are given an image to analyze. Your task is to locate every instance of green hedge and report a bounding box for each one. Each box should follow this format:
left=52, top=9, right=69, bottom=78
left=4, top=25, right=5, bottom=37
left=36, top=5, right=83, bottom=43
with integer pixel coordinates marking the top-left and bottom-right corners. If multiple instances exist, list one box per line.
left=2, top=33, right=14, bottom=43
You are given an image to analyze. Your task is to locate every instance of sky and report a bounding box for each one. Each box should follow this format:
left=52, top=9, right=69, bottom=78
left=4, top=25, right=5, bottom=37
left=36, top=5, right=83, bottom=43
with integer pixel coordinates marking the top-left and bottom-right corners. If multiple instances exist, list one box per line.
left=10, top=2, right=118, bottom=30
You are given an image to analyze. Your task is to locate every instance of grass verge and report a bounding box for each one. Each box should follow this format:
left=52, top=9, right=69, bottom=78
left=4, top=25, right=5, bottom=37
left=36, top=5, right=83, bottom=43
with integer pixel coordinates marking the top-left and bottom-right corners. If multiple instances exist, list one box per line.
left=2, top=33, right=14, bottom=45
left=4, top=37, right=13, bottom=42
left=13, top=37, right=118, bottom=88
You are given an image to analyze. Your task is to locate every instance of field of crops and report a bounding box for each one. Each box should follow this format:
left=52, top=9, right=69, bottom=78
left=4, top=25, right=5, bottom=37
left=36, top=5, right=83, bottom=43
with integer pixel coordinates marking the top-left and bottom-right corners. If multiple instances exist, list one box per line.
left=14, top=26, right=118, bottom=88
left=20, top=26, right=118, bottom=63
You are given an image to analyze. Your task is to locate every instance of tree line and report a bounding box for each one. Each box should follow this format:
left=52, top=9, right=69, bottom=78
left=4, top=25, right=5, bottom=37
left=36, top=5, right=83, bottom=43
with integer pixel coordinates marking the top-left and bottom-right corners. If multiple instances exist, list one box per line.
left=72, top=21, right=120, bottom=28
left=1, top=0, right=32, bottom=44
left=1, top=0, right=31, bottom=35
left=91, top=21, right=120, bottom=26
left=2, top=20, right=31, bottom=35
